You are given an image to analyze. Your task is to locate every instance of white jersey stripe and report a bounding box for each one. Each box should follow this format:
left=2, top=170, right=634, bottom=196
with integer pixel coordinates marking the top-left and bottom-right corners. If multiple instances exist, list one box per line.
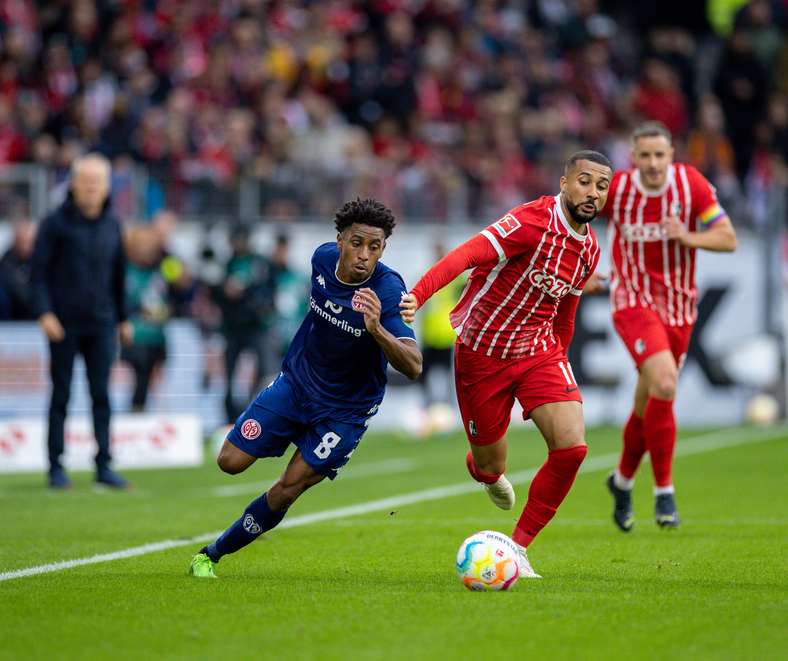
left=527, top=233, right=568, bottom=354
left=609, top=219, right=621, bottom=311
left=454, top=258, right=509, bottom=336
left=481, top=229, right=506, bottom=262
left=622, top=180, right=639, bottom=307
left=635, top=190, right=652, bottom=306
left=678, top=165, right=694, bottom=324
left=473, top=231, right=548, bottom=352
left=494, top=215, right=562, bottom=357
left=660, top=191, right=675, bottom=326
left=669, top=174, right=682, bottom=327
left=533, top=245, right=583, bottom=355
left=610, top=173, right=628, bottom=313
left=519, top=217, right=567, bottom=357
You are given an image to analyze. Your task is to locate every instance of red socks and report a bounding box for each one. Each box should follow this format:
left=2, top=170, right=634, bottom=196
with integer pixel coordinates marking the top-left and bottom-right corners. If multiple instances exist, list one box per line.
left=512, top=444, right=587, bottom=547
left=643, top=397, right=676, bottom=488
left=465, top=451, right=501, bottom=485
left=618, top=412, right=646, bottom=480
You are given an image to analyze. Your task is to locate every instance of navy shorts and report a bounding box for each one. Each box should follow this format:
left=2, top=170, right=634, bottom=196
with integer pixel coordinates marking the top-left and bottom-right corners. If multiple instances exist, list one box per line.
left=226, top=372, right=370, bottom=479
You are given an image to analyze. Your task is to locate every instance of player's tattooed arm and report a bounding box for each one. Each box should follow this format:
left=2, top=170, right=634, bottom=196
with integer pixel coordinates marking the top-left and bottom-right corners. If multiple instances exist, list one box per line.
left=355, top=288, right=422, bottom=380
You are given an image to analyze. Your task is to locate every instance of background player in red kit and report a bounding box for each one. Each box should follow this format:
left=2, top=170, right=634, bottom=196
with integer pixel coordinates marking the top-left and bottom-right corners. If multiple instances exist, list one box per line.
left=600, top=122, right=737, bottom=531
left=400, top=151, right=611, bottom=577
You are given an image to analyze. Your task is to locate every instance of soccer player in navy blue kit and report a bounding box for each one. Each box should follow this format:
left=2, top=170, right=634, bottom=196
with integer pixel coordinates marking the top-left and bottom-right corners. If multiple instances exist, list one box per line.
left=190, top=198, right=422, bottom=577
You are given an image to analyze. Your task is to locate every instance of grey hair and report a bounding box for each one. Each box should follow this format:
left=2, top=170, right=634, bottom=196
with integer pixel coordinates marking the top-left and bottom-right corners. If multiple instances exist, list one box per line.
left=70, top=152, right=112, bottom=180
left=631, top=121, right=672, bottom=145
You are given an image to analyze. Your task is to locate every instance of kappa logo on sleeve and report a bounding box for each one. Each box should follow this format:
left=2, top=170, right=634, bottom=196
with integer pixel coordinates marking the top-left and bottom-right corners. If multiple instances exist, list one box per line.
left=492, top=213, right=521, bottom=238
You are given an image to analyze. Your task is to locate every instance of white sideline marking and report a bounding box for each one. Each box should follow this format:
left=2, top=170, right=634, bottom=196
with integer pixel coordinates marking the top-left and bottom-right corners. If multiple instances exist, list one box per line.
left=0, top=426, right=784, bottom=583
left=212, top=458, right=417, bottom=497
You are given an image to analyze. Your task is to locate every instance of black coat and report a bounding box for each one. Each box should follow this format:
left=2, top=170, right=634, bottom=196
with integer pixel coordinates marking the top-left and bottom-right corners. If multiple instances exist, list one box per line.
left=31, top=194, right=126, bottom=331
left=0, top=249, right=35, bottom=320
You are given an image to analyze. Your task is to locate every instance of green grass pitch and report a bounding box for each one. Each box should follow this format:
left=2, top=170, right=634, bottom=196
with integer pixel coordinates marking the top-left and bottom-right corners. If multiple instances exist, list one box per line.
left=1, top=425, right=786, bottom=660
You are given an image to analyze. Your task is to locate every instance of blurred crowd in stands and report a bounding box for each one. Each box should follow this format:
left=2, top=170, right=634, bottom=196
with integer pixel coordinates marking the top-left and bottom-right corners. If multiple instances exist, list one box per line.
left=0, top=0, right=785, bottom=225
left=0, top=0, right=786, bottom=418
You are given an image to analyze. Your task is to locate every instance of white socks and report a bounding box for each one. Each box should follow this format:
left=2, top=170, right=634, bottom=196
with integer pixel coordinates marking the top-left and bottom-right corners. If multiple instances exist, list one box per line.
left=613, top=469, right=634, bottom=491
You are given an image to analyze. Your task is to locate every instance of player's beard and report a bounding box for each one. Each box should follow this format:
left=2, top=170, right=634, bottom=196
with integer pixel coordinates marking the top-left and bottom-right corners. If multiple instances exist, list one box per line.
left=565, top=198, right=598, bottom=224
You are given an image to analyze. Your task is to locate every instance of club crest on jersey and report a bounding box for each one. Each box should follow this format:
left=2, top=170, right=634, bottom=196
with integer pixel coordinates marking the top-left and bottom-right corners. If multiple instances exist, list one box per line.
left=492, top=213, right=521, bottom=238
left=316, top=274, right=326, bottom=288
left=528, top=269, right=572, bottom=298
left=241, top=419, right=262, bottom=440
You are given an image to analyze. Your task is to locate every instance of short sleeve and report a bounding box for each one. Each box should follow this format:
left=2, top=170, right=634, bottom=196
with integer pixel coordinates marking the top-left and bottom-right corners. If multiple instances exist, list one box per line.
left=479, top=211, right=538, bottom=261
left=600, top=171, right=622, bottom=218
left=379, top=273, right=416, bottom=341
left=689, top=167, right=729, bottom=229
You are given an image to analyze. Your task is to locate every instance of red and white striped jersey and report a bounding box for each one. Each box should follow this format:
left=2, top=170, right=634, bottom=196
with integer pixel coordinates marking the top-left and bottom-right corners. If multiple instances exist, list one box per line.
left=605, top=163, right=728, bottom=327
left=450, top=195, right=600, bottom=360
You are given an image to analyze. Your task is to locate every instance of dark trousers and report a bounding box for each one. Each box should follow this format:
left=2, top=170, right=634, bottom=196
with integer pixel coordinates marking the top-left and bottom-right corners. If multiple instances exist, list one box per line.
left=224, top=328, right=269, bottom=423
left=121, top=343, right=166, bottom=411
left=48, top=329, right=116, bottom=473
left=419, top=346, right=454, bottom=406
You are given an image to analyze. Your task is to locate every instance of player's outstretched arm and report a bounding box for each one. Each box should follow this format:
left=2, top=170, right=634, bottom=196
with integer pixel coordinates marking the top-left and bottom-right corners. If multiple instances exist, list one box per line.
left=400, top=234, right=499, bottom=323
left=355, top=288, right=422, bottom=380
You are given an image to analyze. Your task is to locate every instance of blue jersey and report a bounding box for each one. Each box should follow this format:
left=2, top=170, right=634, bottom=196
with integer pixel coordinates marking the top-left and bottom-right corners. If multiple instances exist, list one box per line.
left=282, top=242, right=415, bottom=420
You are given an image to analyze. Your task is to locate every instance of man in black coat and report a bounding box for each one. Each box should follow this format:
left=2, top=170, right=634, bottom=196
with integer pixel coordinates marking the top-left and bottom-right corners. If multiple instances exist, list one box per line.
left=31, top=153, right=133, bottom=489
left=0, top=219, right=36, bottom=320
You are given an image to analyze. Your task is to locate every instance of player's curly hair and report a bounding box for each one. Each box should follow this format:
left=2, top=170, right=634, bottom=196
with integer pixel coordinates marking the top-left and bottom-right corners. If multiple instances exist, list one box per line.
left=334, top=197, right=396, bottom=238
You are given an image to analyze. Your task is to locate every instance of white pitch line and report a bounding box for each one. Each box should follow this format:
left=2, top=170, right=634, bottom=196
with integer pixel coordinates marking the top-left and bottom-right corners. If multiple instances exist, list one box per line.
left=212, top=458, right=417, bottom=498
left=0, top=426, right=784, bottom=583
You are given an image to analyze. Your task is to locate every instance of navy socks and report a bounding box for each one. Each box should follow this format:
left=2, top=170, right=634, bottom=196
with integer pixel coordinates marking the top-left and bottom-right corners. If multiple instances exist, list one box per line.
left=204, top=493, right=286, bottom=563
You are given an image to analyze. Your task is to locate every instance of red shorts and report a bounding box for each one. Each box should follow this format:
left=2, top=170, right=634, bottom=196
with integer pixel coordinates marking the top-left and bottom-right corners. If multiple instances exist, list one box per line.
left=613, top=307, right=693, bottom=369
left=453, top=340, right=582, bottom=446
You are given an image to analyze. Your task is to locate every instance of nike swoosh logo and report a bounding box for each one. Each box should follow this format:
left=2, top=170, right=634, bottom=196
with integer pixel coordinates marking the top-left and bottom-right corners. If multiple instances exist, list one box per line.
left=565, top=387, right=578, bottom=393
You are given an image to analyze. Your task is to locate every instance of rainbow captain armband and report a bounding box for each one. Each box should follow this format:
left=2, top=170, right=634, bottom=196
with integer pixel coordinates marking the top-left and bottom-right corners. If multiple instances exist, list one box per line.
left=698, top=203, right=728, bottom=227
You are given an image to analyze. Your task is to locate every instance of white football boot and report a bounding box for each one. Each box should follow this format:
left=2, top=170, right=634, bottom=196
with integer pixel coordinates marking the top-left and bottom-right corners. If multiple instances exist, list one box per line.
left=483, top=474, right=516, bottom=510
left=516, top=544, right=542, bottom=579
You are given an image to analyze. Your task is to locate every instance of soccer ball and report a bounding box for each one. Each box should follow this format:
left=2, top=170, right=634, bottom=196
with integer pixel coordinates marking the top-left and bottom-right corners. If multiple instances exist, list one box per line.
left=455, top=530, right=521, bottom=591
left=745, top=394, right=779, bottom=426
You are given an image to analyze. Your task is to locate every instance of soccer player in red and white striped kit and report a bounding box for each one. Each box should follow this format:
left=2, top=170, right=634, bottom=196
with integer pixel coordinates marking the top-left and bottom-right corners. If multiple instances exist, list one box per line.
left=599, top=122, right=737, bottom=530
left=400, top=151, right=611, bottom=577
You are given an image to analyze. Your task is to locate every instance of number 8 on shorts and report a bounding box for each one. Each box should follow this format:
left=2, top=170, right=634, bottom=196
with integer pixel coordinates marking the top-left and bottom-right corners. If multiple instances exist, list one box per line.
left=314, top=431, right=342, bottom=459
